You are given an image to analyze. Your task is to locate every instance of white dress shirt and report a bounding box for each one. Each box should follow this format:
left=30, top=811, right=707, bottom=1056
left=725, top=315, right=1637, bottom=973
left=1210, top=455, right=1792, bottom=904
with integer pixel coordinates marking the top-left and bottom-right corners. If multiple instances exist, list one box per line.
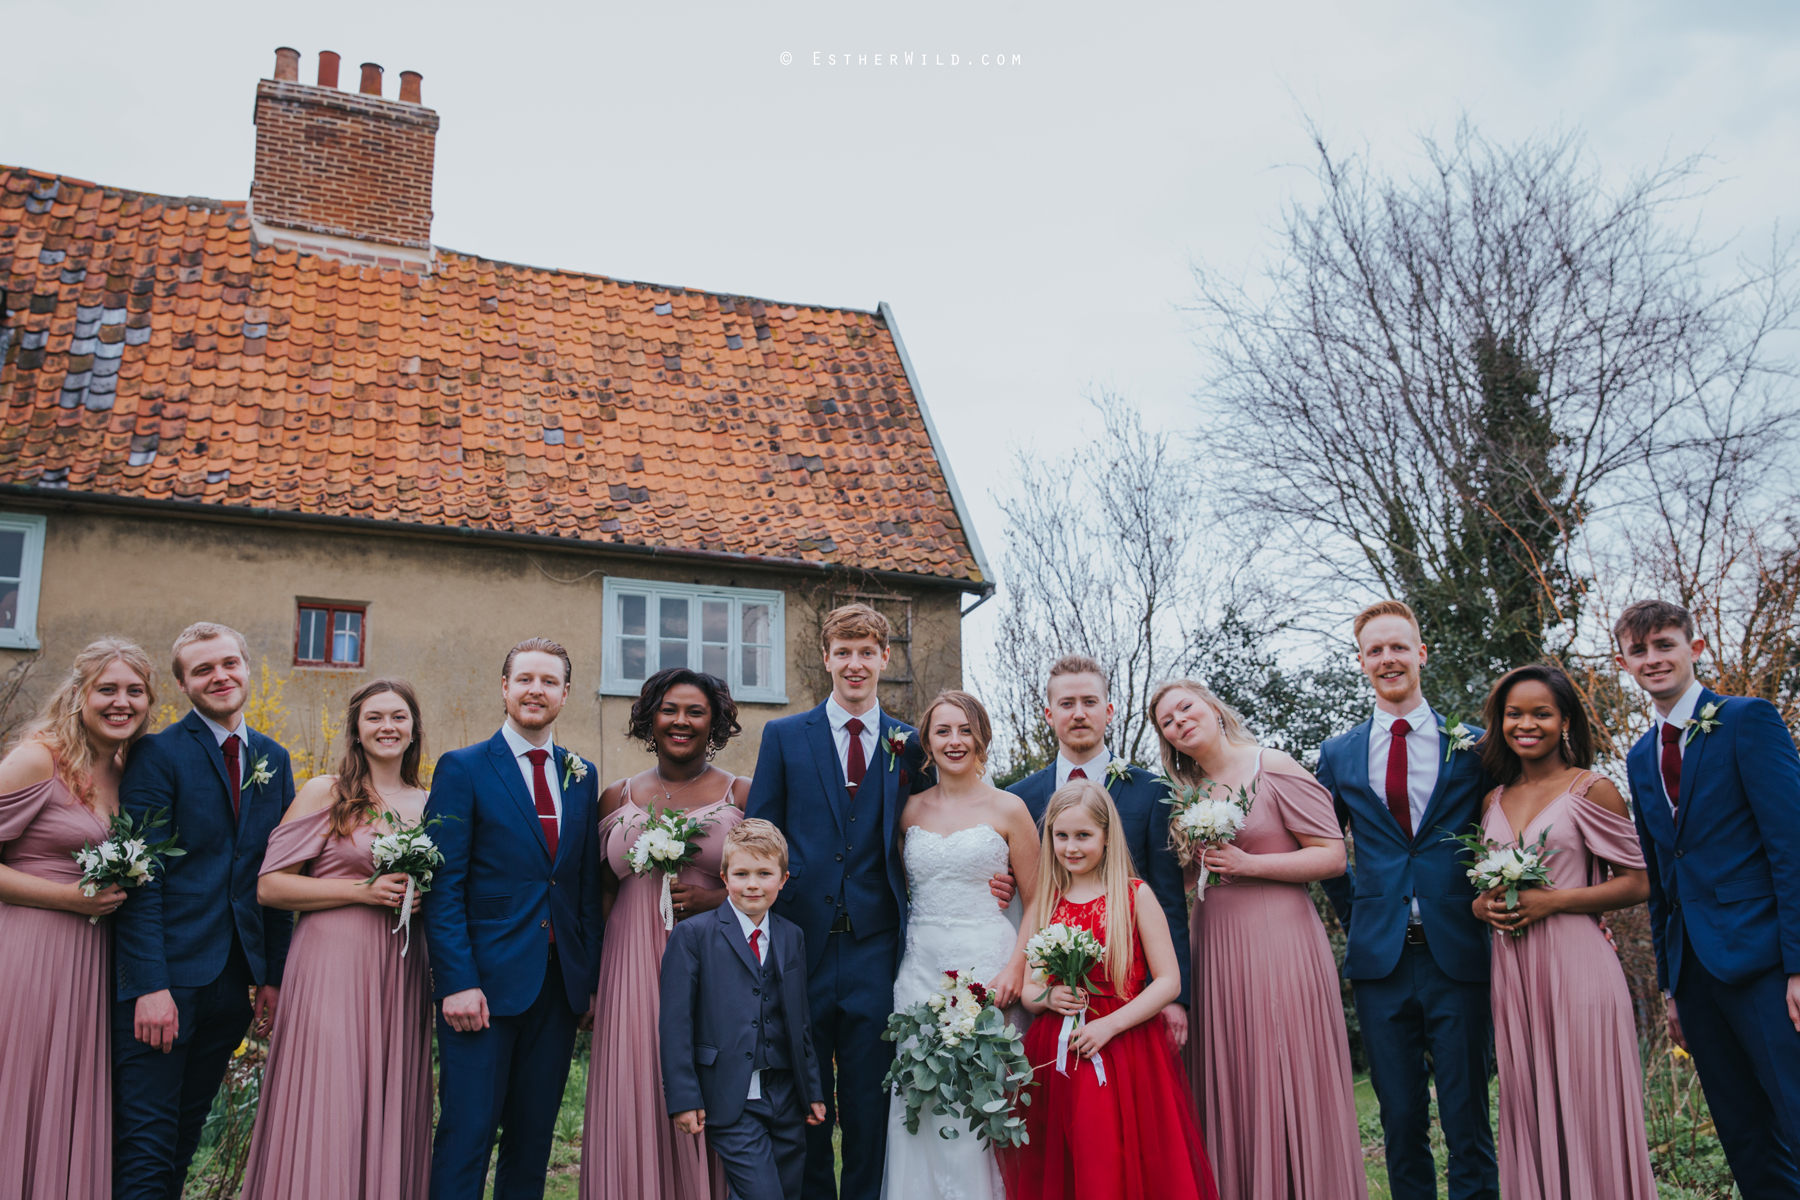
left=1368, top=700, right=1439, bottom=923
left=826, top=695, right=882, bottom=787
left=501, top=719, right=563, bottom=819
left=1056, top=747, right=1112, bottom=788
left=1650, top=680, right=1705, bottom=815
left=195, top=709, right=252, bottom=776
left=729, top=898, right=769, bottom=1099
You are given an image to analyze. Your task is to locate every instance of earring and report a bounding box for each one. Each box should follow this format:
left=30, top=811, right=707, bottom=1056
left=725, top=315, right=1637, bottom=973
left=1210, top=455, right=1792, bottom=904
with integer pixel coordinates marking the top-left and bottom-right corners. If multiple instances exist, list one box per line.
left=1561, top=727, right=1573, bottom=757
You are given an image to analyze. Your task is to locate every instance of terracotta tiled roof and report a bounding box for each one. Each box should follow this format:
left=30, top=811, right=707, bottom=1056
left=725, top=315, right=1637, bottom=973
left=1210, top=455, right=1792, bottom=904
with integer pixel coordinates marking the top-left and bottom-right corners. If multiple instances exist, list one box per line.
left=0, top=166, right=986, bottom=585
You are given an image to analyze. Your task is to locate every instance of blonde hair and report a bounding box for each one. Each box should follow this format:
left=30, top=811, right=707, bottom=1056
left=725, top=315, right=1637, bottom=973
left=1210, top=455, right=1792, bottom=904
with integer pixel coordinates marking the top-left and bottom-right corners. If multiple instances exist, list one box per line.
left=17, top=637, right=157, bottom=807
left=1031, top=779, right=1139, bottom=998
left=819, top=603, right=891, bottom=653
left=171, top=621, right=248, bottom=683
left=1352, top=599, right=1421, bottom=646
left=920, top=689, right=993, bottom=773
left=1149, top=678, right=1259, bottom=867
left=722, top=818, right=789, bottom=874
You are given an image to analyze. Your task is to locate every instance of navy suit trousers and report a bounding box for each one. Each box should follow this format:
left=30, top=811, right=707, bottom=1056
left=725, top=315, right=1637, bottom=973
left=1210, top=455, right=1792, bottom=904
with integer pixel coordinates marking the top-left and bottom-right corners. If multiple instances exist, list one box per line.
left=112, top=939, right=255, bottom=1200
left=1354, top=941, right=1497, bottom=1200
left=803, top=925, right=898, bottom=1200
left=709, top=1068, right=808, bottom=1200
left=430, top=947, right=579, bottom=1200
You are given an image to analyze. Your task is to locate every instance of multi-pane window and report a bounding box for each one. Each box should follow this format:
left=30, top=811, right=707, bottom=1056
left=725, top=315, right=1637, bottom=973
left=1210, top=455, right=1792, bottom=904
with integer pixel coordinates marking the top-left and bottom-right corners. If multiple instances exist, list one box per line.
left=603, top=578, right=784, bottom=702
left=0, top=513, right=46, bottom=649
left=295, top=603, right=366, bottom=668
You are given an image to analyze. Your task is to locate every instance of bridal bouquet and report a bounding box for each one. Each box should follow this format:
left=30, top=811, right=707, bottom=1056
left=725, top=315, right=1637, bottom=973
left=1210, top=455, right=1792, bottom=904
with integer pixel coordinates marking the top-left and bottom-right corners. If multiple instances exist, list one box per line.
left=882, top=968, right=1032, bottom=1147
left=71, top=807, right=186, bottom=924
left=1161, top=777, right=1257, bottom=901
left=625, top=807, right=715, bottom=931
left=367, top=812, right=449, bottom=955
left=1023, top=923, right=1108, bottom=1084
left=1444, top=824, right=1560, bottom=938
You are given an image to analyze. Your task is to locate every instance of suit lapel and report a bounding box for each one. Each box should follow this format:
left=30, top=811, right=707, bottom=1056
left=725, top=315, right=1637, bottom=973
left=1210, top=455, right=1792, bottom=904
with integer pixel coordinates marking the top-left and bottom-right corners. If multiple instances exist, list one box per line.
left=1344, top=719, right=1396, bottom=831
left=551, top=746, right=581, bottom=867
left=183, top=712, right=239, bottom=824
left=877, top=714, right=908, bottom=841
left=1673, top=688, right=1717, bottom=840
left=719, top=904, right=761, bottom=976
left=803, top=707, right=849, bottom=837
left=1412, top=708, right=1455, bottom=843
left=487, top=732, right=551, bottom=857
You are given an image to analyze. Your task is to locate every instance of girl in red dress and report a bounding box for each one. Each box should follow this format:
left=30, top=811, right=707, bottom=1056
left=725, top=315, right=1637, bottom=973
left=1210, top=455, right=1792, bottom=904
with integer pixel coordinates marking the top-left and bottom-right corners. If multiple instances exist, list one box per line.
left=1005, top=778, right=1218, bottom=1200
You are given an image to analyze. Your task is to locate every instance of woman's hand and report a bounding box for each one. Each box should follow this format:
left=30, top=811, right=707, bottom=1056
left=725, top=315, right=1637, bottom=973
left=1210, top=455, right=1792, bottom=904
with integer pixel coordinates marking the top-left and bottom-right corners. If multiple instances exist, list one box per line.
left=362, top=872, right=413, bottom=909
left=986, top=956, right=1027, bottom=1009
left=1476, top=884, right=1561, bottom=934
left=668, top=882, right=726, bottom=919
left=1068, top=1012, right=1118, bottom=1059
left=1045, top=985, right=1088, bottom=1017
left=1200, top=841, right=1256, bottom=880
left=67, top=881, right=126, bottom=919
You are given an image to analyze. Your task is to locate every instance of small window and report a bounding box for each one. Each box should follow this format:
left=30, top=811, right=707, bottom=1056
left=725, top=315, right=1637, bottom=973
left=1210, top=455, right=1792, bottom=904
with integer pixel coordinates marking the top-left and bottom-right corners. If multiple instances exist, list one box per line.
left=0, top=513, right=46, bottom=650
left=295, top=602, right=366, bottom=668
left=602, top=578, right=786, bottom=703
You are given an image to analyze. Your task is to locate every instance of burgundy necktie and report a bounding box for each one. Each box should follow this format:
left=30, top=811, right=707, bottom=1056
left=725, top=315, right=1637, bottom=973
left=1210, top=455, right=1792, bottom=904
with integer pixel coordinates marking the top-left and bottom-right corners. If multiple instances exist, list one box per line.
left=749, top=927, right=763, bottom=964
left=844, top=718, right=867, bottom=795
left=1661, top=723, right=1683, bottom=816
left=1385, top=718, right=1414, bottom=840
left=220, top=735, right=242, bottom=820
left=526, top=749, right=559, bottom=857
left=1069, top=767, right=1088, bottom=781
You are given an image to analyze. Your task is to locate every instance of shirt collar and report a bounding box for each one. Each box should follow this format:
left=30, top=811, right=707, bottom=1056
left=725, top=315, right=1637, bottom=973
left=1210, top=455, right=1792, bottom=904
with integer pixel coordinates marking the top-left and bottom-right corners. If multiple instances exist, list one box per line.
left=1654, top=680, right=1706, bottom=730
left=1057, top=747, right=1111, bottom=785
left=826, top=695, right=881, bottom=734
left=727, top=897, right=767, bottom=934
left=195, top=709, right=248, bottom=748
left=1373, top=699, right=1434, bottom=734
left=501, top=718, right=554, bottom=759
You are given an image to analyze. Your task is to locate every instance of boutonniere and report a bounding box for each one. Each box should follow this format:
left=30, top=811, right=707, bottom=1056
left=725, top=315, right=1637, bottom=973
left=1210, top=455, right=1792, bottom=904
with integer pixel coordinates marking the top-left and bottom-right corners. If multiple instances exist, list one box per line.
left=882, top=728, right=910, bottom=772
left=245, top=754, right=274, bottom=789
left=1441, top=718, right=1477, bottom=763
left=561, top=751, right=590, bottom=790
left=1683, top=701, right=1722, bottom=747
left=1104, top=757, right=1134, bottom=786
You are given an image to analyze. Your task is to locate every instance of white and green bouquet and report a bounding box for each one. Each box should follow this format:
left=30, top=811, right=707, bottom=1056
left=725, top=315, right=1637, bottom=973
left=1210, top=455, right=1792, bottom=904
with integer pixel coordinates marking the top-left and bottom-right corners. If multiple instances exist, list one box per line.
left=1444, top=824, right=1560, bottom=938
left=625, top=807, right=715, bottom=930
left=1023, top=922, right=1109, bottom=1083
left=881, top=968, right=1032, bottom=1147
left=367, top=812, right=449, bottom=955
left=71, top=807, right=186, bottom=923
left=1161, top=776, right=1257, bottom=900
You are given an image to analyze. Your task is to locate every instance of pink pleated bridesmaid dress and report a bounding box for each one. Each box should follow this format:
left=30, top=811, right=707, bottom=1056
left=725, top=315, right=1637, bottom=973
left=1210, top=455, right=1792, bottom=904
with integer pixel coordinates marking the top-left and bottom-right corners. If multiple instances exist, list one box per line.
left=579, top=780, right=740, bottom=1200
left=1185, top=752, right=1368, bottom=1200
left=0, top=775, right=112, bottom=1200
left=238, top=807, right=433, bottom=1200
left=1483, top=771, right=1657, bottom=1200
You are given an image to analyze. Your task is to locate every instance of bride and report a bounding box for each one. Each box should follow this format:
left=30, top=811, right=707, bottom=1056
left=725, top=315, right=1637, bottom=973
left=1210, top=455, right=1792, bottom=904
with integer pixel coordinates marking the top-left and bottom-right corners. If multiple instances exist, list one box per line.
left=882, top=690, right=1040, bottom=1200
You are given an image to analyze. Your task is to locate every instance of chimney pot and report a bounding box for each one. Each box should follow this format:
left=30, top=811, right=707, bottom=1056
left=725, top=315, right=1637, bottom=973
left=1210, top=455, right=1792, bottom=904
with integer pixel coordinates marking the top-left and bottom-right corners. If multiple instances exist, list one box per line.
left=273, top=47, right=300, bottom=82
left=317, top=50, right=340, bottom=88
left=399, top=70, right=423, bottom=104
left=359, top=62, right=383, bottom=96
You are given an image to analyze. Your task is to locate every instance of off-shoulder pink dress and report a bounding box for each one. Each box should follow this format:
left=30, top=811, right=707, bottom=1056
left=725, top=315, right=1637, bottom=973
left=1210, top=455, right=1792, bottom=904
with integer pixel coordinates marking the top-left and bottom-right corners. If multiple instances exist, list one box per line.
left=1482, top=771, right=1656, bottom=1200
left=0, top=775, right=112, bottom=1200
left=1186, top=754, right=1367, bottom=1200
left=580, top=782, right=740, bottom=1200
left=238, top=807, right=433, bottom=1200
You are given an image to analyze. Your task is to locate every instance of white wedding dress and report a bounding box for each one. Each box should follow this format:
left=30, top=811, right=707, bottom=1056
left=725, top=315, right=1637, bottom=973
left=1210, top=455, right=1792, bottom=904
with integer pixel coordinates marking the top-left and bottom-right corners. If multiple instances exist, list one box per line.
left=880, top=823, right=1017, bottom=1200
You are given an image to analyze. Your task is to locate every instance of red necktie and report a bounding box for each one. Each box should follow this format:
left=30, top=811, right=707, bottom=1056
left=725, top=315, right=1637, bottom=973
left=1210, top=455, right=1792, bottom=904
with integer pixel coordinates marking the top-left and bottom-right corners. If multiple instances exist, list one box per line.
left=1661, top=723, right=1683, bottom=816
left=749, top=927, right=763, bottom=964
left=526, top=749, right=559, bottom=858
left=1385, top=718, right=1414, bottom=840
left=1069, top=767, right=1088, bottom=781
left=844, top=718, right=867, bottom=795
left=220, top=735, right=242, bottom=820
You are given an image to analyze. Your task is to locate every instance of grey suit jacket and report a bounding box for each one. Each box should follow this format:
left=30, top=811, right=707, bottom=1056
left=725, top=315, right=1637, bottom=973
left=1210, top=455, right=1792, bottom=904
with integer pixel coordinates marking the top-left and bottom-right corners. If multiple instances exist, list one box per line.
left=659, top=903, right=823, bottom=1128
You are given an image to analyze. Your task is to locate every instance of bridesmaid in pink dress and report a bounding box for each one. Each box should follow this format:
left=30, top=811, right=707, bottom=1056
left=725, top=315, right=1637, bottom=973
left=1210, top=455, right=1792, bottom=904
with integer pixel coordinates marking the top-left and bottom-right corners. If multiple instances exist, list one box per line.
left=1150, top=679, right=1368, bottom=1200
left=0, top=637, right=156, bottom=1200
left=1470, top=664, right=1656, bottom=1200
left=581, top=667, right=746, bottom=1200
left=239, top=679, right=434, bottom=1200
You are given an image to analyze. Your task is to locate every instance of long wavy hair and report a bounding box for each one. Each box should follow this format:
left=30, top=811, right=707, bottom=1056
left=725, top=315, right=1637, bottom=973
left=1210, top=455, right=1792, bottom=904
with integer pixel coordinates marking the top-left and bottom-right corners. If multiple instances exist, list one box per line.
left=1479, top=664, right=1595, bottom=787
left=1031, top=779, right=1140, bottom=998
left=327, top=679, right=426, bottom=837
left=16, top=637, right=156, bottom=808
left=1148, top=677, right=1258, bottom=866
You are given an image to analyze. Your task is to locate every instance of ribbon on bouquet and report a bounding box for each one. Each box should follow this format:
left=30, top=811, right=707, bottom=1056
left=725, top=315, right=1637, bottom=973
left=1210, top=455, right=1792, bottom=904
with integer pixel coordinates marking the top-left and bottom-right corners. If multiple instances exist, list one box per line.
left=1054, top=1009, right=1108, bottom=1085
left=393, top=874, right=418, bottom=957
left=658, top=870, right=676, bottom=932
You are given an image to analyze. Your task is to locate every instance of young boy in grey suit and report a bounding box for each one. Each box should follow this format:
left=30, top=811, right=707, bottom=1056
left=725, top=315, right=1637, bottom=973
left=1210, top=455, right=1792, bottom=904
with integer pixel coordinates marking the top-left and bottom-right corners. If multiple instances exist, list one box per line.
left=661, top=820, right=826, bottom=1200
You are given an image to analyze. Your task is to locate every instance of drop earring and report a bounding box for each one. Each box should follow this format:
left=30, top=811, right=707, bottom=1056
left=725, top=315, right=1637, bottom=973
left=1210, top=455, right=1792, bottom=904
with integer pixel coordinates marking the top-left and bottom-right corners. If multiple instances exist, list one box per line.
left=1561, top=727, right=1572, bottom=758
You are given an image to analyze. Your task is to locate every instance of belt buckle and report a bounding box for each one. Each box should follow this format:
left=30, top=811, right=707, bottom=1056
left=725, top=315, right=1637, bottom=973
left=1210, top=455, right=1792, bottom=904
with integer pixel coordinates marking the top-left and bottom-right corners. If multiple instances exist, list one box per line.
left=828, top=910, right=853, bottom=935
left=1405, top=924, right=1428, bottom=946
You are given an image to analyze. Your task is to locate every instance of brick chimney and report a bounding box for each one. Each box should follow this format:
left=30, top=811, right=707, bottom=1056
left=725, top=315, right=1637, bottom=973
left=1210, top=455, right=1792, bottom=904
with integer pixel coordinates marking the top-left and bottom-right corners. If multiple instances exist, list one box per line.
left=248, top=47, right=438, bottom=274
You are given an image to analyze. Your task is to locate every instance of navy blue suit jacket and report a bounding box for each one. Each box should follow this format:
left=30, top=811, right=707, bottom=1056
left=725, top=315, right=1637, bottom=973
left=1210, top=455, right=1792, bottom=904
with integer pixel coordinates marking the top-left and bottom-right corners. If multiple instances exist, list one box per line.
left=660, top=903, right=822, bottom=1128
left=745, top=702, right=921, bottom=976
left=114, top=710, right=296, bottom=1000
left=421, top=730, right=604, bottom=1016
left=1316, top=712, right=1492, bottom=983
left=1627, top=689, right=1800, bottom=991
left=1007, top=763, right=1192, bottom=1006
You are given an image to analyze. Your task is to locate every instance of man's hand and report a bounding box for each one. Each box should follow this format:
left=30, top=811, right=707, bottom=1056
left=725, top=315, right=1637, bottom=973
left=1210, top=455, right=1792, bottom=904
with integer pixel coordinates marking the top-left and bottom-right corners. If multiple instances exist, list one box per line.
left=253, top=985, right=279, bottom=1038
left=806, top=1102, right=828, bottom=1126
left=988, top=870, right=1015, bottom=908
left=135, top=989, right=180, bottom=1052
left=675, top=1109, right=706, bottom=1135
left=578, top=992, right=597, bottom=1033
left=1162, top=1002, right=1189, bottom=1050
left=1665, top=996, right=1688, bottom=1051
left=443, top=987, right=491, bottom=1033
left=1787, top=974, right=1800, bottom=1033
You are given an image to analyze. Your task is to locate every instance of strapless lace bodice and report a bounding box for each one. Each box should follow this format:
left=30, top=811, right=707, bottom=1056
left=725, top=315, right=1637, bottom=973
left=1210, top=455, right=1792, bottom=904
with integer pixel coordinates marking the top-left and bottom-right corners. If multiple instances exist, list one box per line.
left=903, top=823, right=1012, bottom=925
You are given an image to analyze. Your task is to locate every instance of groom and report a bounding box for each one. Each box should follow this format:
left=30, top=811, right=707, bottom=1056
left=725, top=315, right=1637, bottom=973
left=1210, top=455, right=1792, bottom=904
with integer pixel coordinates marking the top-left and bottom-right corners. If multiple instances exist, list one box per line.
left=422, top=638, right=604, bottom=1200
left=1316, top=600, right=1497, bottom=1200
left=1615, top=599, right=1800, bottom=1196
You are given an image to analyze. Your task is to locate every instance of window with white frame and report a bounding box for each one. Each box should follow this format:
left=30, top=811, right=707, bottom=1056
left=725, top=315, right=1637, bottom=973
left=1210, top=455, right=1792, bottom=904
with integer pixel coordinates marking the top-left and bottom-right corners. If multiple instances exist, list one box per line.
left=601, top=578, right=786, bottom=703
left=0, top=513, right=46, bottom=650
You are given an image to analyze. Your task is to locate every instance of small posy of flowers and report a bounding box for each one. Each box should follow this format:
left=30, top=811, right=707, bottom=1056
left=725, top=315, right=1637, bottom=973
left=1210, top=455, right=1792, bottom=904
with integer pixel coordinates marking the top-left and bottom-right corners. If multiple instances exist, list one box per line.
left=1160, top=775, right=1256, bottom=899
left=1684, top=701, right=1722, bottom=747
left=71, top=807, right=187, bottom=923
left=1103, top=756, right=1134, bottom=786
left=561, top=751, right=590, bottom=790
left=245, top=754, right=275, bottom=789
left=882, top=968, right=1032, bottom=1148
left=627, top=806, right=716, bottom=930
left=1023, top=922, right=1105, bottom=1000
left=366, top=811, right=451, bottom=955
left=883, top=727, right=910, bottom=772
left=1441, top=717, right=1478, bottom=762
left=1444, top=824, right=1560, bottom=938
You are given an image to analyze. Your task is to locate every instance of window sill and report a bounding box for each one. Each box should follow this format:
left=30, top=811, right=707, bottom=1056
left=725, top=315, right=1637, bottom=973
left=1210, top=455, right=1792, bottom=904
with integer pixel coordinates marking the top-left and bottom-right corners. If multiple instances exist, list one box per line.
left=597, top=683, right=789, bottom=705
left=292, top=663, right=367, bottom=673
left=0, top=630, right=41, bottom=650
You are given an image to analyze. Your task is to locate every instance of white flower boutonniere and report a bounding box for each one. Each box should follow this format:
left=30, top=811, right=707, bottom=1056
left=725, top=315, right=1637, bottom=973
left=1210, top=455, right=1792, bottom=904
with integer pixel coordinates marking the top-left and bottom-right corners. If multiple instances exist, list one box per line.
left=245, top=754, right=274, bottom=789
left=561, top=752, right=590, bottom=790
left=882, top=728, right=910, bottom=772
left=1104, top=757, right=1134, bottom=786
left=1683, top=701, right=1722, bottom=747
left=1441, top=719, right=1477, bottom=763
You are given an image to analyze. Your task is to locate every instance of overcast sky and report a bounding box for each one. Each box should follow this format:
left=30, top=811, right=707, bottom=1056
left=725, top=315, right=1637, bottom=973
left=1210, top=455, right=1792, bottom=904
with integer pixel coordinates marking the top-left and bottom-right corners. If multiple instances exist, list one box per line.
left=5, top=0, right=1797, bottom=666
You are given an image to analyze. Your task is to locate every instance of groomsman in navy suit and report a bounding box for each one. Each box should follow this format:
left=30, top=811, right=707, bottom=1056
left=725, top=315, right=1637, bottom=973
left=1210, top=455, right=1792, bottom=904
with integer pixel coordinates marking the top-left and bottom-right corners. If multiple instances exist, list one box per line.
left=1615, top=599, right=1800, bottom=1197
left=1317, top=600, right=1498, bottom=1200
left=1001, top=653, right=1192, bottom=1039
left=423, top=638, right=604, bottom=1200
left=113, top=622, right=296, bottom=1200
